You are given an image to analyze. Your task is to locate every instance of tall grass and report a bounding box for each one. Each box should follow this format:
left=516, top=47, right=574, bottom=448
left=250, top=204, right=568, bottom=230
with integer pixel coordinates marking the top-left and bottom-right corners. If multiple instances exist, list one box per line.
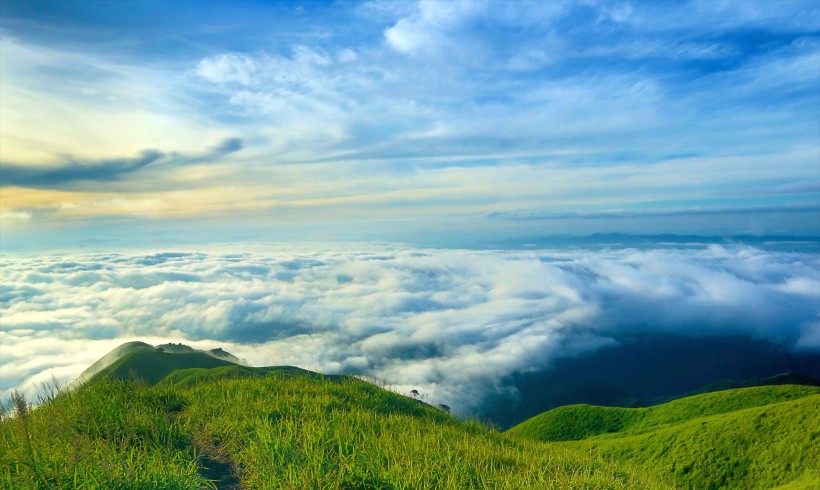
left=178, top=374, right=665, bottom=488
left=0, top=372, right=666, bottom=489
left=0, top=379, right=209, bottom=489
left=508, top=385, right=820, bottom=441
left=574, top=394, right=820, bottom=489
left=509, top=386, right=820, bottom=489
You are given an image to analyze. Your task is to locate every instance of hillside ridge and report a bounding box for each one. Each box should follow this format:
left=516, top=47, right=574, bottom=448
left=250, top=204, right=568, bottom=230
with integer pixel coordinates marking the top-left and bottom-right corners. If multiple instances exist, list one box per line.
left=508, top=384, right=820, bottom=441
left=4, top=341, right=818, bottom=489
left=1, top=350, right=666, bottom=489
left=507, top=385, right=820, bottom=489
left=71, top=341, right=247, bottom=389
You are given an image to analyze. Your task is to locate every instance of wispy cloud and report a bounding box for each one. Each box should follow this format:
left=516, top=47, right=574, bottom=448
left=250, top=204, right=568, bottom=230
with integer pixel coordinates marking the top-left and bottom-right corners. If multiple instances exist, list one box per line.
left=0, top=0, right=818, bottom=240
left=1, top=150, right=166, bottom=188
left=0, top=137, right=243, bottom=189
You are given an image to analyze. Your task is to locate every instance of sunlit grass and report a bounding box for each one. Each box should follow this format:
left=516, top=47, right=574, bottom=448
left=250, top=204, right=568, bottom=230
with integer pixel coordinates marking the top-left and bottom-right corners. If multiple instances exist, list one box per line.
left=508, top=385, right=820, bottom=489
left=0, top=379, right=208, bottom=489
left=1, top=371, right=666, bottom=489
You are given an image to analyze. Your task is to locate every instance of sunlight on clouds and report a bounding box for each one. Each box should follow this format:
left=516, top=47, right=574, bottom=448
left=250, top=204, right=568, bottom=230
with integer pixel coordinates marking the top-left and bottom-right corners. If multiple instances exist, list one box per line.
left=196, top=53, right=260, bottom=86
left=383, top=0, right=475, bottom=55
left=0, top=209, right=32, bottom=224
left=1, top=245, right=818, bottom=409
left=3, top=147, right=817, bottom=228
left=2, top=2, right=817, bottom=239
left=0, top=36, right=227, bottom=163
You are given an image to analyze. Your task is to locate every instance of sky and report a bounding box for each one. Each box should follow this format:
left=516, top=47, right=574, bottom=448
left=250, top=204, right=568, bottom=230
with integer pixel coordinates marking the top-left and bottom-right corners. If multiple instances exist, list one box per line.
left=1, top=1, right=819, bottom=412
left=0, top=0, right=819, bottom=249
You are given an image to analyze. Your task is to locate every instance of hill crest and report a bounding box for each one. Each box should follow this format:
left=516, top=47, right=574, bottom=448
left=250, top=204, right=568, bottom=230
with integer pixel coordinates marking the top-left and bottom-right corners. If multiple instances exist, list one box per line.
left=72, top=341, right=247, bottom=388
left=508, top=384, right=820, bottom=442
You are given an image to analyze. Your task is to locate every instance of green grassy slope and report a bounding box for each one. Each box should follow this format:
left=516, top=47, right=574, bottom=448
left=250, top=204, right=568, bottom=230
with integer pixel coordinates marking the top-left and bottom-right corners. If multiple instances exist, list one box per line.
left=572, top=394, right=820, bottom=489
left=73, top=343, right=249, bottom=390
left=508, top=386, right=820, bottom=489
left=94, top=350, right=238, bottom=385
left=650, top=371, right=820, bottom=405
left=159, top=364, right=330, bottom=388
left=69, top=341, right=155, bottom=387
left=1, top=367, right=667, bottom=489
left=509, top=385, right=820, bottom=441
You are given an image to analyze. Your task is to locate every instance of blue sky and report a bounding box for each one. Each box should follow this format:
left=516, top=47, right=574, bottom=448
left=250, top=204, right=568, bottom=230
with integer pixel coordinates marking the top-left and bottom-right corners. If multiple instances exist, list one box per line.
left=1, top=1, right=820, bottom=410
left=1, top=0, right=819, bottom=249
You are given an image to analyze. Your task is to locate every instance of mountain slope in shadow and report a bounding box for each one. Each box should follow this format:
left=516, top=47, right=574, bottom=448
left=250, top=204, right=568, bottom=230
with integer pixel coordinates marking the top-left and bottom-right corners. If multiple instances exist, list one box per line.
left=481, top=334, right=820, bottom=429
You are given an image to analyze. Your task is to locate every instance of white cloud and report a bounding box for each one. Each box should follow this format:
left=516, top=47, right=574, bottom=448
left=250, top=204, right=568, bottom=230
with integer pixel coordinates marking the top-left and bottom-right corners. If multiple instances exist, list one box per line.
left=0, top=36, right=228, bottom=164
left=1, top=244, right=818, bottom=410
left=2, top=2, right=817, bottom=235
left=196, top=53, right=260, bottom=86
left=0, top=210, right=32, bottom=223
left=383, top=0, right=479, bottom=55
left=337, top=49, right=359, bottom=63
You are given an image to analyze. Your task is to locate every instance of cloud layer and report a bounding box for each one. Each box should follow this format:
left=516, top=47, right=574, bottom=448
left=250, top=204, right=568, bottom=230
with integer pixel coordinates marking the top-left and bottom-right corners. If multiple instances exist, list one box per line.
left=2, top=244, right=818, bottom=410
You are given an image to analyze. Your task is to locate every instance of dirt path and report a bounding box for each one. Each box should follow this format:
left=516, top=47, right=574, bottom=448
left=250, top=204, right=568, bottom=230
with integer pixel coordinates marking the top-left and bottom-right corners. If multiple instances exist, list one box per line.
left=196, top=443, right=241, bottom=489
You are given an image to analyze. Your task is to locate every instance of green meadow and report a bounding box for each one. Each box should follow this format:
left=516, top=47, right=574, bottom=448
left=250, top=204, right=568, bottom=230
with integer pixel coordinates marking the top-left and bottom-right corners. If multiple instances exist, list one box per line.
left=1, top=349, right=664, bottom=489
left=508, top=385, right=820, bottom=489
left=2, top=347, right=817, bottom=489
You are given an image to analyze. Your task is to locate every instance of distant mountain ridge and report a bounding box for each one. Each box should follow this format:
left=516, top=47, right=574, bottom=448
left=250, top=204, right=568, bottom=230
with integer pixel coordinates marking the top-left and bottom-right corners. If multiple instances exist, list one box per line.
left=94, top=349, right=240, bottom=385
left=479, top=232, right=820, bottom=251
left=155, top=342, right=248, bottom=366
left=651, top=370, right=820, bottom=404
left=75, top=341, right=327, bottom=389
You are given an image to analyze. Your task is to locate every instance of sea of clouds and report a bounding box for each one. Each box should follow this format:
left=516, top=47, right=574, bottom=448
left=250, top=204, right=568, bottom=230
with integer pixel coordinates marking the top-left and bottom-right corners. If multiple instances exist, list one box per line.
left=2, top=244, right=818, bottom=411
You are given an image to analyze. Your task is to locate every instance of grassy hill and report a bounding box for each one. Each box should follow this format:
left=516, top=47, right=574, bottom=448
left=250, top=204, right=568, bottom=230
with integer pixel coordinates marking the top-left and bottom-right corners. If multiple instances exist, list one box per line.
left=68, top=341, right=155, bottom=387
left=94, top=349, right=240, bottom=386
left=508, top=385, right=820, bottom=488
left=70, top=341, right=249, bottom=389
left=1, top=354, right=666, bottom=489
left=89, top=346, right=333, bottom=388
left=481, top=335, right=820, bottom=429
left=159, top=364, right=330, bottom=388
left=651, top=371, right=820, bottom=404
left=4, top=342, right=817, bottom=489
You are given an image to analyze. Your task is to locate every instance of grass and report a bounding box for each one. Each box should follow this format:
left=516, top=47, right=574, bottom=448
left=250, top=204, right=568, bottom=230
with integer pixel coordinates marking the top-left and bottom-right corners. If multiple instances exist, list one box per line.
left=7, top=346, right=814, bottom=489
left=94, top=350, right=238, bottom=386
left=0, top=378, right=206, bottom=489
left=159, top=365, right=328, bottom=388
left=508, top=385, right=820, bottom=441
left=1, top=367, right=666, bottom=489
left=508, top=385, right=820, bottom=489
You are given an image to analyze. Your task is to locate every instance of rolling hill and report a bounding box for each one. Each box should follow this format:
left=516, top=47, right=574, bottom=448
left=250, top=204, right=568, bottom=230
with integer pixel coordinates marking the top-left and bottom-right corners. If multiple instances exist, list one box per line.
left=93, top=349, right=242, bottom=385
left=481, top=334, right=820, bottom=429
left=85, top=344, right=329, bottom=388
left=3, top=341, right=818, bottom=488
left=508, top=385, right=820, bottom=488
left=70, top=341, right=248, bottom=388
left=0, top=342, right=666, bottom=489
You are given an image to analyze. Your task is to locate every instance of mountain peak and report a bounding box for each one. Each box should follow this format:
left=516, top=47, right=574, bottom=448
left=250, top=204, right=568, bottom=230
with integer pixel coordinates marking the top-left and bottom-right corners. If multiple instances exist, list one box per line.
left=72, top=341, right=247, bottom=388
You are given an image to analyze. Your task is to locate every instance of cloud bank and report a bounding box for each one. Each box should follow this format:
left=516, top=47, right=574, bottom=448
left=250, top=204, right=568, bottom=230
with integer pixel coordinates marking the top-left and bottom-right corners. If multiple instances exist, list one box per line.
left=2, top=244, right=818, bottom=410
